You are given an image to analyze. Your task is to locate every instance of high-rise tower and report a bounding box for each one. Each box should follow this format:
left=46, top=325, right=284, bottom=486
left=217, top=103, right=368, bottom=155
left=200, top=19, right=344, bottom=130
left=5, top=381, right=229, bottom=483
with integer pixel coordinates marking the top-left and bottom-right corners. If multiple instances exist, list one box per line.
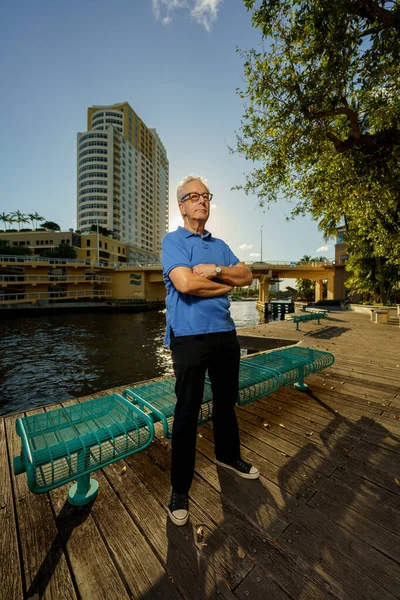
left=77, top=102, right=169, bottom=262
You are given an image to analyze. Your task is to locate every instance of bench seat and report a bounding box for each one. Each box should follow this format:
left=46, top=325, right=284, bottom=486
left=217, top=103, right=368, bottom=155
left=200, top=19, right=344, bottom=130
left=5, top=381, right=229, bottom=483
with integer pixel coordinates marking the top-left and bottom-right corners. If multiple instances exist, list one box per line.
left=286, top=312, right=326, bottom=329
left=124, top=378, right=214, bottom=439
left=14, top=393, right=154, bottom=503
left=243, top=346, right=334, bottom=388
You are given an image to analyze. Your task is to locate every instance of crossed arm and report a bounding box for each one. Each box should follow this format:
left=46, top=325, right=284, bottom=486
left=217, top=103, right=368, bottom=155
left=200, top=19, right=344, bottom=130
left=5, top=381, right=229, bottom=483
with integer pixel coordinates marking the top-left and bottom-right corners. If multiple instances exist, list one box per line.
left=169, top=263, right=253, bottom=297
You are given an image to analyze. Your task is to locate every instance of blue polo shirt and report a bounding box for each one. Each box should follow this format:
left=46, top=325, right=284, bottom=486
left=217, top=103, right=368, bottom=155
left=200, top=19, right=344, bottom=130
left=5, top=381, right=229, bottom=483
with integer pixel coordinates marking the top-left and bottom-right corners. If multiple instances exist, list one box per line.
left=162, top=226, right=240, bottom=345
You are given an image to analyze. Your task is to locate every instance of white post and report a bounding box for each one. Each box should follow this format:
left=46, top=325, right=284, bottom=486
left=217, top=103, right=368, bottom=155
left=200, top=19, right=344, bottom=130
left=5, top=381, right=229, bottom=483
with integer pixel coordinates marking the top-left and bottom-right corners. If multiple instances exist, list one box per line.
left=260, top=225, right=263, bottom=263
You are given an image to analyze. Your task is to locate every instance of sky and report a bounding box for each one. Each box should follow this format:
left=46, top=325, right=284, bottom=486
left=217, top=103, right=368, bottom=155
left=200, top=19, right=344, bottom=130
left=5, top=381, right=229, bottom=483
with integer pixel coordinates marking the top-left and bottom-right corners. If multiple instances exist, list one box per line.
left=0, top=0, right=334, bottom=279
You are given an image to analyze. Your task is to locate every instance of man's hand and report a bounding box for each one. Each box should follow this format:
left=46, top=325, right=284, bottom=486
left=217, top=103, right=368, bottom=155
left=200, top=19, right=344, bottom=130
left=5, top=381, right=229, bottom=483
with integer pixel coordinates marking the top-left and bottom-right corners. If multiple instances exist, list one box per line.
left=192, top=264, right=218, bottom=279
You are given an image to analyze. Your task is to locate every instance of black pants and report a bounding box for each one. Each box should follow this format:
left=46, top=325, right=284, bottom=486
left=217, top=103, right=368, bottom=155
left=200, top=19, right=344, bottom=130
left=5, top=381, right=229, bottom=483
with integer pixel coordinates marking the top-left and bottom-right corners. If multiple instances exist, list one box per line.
left=170, top=329, right=241, bottom=494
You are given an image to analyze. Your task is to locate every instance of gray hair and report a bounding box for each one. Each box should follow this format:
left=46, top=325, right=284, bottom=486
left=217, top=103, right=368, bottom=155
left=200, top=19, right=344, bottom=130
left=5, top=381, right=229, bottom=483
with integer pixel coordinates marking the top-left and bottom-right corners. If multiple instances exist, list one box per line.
left=176, top=174, right=210, bottom=204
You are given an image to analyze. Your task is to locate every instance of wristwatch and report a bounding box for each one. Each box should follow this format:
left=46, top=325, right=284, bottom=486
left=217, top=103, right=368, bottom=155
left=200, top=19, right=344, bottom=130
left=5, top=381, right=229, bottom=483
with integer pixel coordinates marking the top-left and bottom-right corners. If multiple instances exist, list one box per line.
left=214, top=264, right=222, bottom=275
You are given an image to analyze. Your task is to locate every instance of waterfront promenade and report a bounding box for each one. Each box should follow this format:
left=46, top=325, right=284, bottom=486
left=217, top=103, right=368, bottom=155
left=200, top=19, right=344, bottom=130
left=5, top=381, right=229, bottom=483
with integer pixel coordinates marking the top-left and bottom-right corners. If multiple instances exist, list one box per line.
left=1, top=310, right=399, bottom=599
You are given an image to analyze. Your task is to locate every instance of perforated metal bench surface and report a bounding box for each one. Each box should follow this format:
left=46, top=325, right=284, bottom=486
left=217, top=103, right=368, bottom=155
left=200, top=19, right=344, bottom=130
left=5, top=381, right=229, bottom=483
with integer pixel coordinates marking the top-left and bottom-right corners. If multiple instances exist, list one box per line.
left=243, top=346, right=334, bottom=387
left=124, top=378, right=214, bottom=439
left=14, top=394, right=154, bottom=503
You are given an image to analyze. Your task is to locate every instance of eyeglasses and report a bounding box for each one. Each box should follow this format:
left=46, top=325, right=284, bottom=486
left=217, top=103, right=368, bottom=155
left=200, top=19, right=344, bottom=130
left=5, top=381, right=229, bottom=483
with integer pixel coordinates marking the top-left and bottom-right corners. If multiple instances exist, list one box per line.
left=180, top=192, right=213, bottom=204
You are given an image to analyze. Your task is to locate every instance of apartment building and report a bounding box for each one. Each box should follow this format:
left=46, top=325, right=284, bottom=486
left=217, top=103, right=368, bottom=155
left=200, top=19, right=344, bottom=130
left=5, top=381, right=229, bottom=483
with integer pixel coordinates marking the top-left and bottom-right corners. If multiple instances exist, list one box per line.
left=77, top=102, right=169, bottom=262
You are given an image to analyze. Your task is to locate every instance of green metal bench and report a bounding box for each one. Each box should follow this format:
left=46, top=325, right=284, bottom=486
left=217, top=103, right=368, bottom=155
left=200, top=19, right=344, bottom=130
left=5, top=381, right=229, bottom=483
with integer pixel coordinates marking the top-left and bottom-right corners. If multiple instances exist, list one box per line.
left=243, top=346, right=334, bottom=390
left=14, top=394, right=154, bottom=506
left=13, top=346, right=333, bottom=505
left=123, top=359, right=281, bottom=438
left=123, top=378, right=214, bottom=439
left=286, top=312, right=326, bottom=330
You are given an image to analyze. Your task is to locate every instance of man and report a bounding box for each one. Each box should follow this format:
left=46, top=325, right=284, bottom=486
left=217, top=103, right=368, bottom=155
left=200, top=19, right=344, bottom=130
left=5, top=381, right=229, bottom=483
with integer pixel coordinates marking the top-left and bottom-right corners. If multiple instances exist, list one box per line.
left=162, top=174, right=259, bottom=527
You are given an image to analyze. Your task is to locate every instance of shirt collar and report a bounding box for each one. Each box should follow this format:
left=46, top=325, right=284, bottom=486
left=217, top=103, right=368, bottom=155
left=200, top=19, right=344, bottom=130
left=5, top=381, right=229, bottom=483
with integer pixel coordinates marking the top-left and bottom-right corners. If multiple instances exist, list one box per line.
left=177, top=226, right=212, bottom=239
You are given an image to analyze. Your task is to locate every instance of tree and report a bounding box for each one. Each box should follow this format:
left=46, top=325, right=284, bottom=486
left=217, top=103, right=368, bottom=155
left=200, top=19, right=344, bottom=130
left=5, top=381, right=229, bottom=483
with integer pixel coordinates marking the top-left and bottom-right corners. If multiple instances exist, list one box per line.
left=235, top=1, right=400, bottom=266
left=42, top=221, right=61, bottom=231
left=90, top=224, right=114, bottom=236
left=41, top=242, right=77, bottom=259
left=345, top=236, right=400, bottom=304
left=0, top=213, right=10, bottom=230
left=10, top=210, right=28, bottom=231
left=32, top=212, right=45, bottom=229
left=0, top=239, right=32, bottom=256
left=296, top=255, right=328, bottom=301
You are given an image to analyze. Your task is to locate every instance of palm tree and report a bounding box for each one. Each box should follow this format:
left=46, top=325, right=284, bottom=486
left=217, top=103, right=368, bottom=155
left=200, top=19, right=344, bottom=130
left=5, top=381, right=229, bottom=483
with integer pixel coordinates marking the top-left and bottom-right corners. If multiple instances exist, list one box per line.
left=10, top=210, right=27, bottom=231
left=27, top=213, right=36, bottom=230
left=32, top=212, right=45, bottom=229
left=0, top=212, right=10, bottom=231
left=8, top=213, right=17, bottom=230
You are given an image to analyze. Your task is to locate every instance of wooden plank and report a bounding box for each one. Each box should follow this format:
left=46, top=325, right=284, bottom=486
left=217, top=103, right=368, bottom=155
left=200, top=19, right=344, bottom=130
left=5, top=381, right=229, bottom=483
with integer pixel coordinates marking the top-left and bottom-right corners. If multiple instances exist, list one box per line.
left=5, top=413, right=77, bottom=600
left=63, top=397, right=180, bottom=600
left=197, top=426, right=400, bottom=598
left=348, top=441, right=400, bottom=478
left=123, top=446, right=256, bottom=591
left=315, top=472, right=400, bottom=533
left=0, top=418, right=24, bottom=600
left=235, top=565, right=293, bottom=600
left=90, top=468, right=181, bottom=600
left=236, top=412, right=354, bottom=463
left=102, top=451, right=240, bottom=599
left=331, top=467, right=400, bottom=512
left=277, top=522, right=399, bottom=600
left=41, top=397, right=131, bottom=600
left=191, top=439, right=342, bottom=599
left=307, top=491, right=400, bottom=563
left=241, top=400, right=364, bottom=445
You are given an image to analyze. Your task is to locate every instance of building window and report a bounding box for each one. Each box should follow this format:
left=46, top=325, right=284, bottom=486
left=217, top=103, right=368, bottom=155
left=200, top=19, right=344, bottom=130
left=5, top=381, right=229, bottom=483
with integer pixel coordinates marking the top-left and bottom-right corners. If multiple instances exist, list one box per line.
left=86, top=240, right=91, bottom=247
left=87, top=250, right=90, bottom=257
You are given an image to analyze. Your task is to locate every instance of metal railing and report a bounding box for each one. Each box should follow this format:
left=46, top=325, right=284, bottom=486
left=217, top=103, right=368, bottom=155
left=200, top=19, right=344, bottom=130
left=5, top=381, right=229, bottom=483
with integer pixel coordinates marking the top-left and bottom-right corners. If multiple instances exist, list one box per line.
left=0, top=290, right=112, bottom=303
left=0, top=255, right=93, bottom=266
left=0, top=274, right=112, bottom=284
left=248, top=260, right=334, bottom=267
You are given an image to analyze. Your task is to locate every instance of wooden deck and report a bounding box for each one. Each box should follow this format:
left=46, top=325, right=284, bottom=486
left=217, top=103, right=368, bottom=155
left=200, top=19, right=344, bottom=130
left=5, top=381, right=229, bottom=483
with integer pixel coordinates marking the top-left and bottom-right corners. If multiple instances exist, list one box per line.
left=1, top=310, right=400, bottom=599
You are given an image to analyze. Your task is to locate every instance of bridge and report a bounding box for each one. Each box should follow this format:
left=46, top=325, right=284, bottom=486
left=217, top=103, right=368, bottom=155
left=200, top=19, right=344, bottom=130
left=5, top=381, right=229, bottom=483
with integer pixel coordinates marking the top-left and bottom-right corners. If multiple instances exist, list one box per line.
left=133, top=259, right=343, bottom=303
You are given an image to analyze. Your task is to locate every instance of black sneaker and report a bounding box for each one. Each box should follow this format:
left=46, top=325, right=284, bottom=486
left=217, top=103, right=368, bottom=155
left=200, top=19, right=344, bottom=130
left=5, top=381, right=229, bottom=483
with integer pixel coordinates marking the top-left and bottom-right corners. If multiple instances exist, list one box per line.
left=168, top=488, right=189, bottom=526
left=216, top=457, right=260, bottom=479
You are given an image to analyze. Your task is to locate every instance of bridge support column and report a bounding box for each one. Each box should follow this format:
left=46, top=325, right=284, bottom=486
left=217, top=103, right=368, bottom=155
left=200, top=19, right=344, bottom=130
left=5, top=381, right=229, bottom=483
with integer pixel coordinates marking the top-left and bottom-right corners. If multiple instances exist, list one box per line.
left=315, top=280, right=324, bottom=302
left=258, top=276, right=271, bottom=304
left=326, top=276, right=334, bottom=300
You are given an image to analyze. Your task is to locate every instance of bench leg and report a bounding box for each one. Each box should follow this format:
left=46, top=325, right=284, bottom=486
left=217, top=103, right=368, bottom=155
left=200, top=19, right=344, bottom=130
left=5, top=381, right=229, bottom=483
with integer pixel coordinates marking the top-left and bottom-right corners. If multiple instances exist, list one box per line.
left=294, top=366, right=308, bottom=391
left=68, top=474, right=99, bottom=506
left=295, top=321, right=299, bottom=330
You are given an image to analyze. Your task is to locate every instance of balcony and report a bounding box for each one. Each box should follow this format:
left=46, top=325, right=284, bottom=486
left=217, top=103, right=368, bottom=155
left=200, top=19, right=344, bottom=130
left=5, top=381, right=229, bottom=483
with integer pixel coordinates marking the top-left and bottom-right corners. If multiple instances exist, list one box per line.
left=0, top=255, right=92, bottom=267
left=0, top=289, right=112, bottom=304
left=0, top=274, right=112, bottom=286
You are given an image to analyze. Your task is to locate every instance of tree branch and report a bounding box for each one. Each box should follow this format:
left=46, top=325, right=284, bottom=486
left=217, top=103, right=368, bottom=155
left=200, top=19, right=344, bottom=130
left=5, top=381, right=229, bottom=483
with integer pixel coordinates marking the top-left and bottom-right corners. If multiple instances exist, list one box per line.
left=340, top=0, right=400, bottom=33
left=305, top=106, right=361, bottom=138
left=325, top=128, right=400, bottom=152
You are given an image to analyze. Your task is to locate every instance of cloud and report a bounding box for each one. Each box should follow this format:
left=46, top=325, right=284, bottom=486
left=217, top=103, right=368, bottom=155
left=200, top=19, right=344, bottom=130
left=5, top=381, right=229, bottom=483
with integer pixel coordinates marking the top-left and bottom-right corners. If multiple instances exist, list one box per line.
left=316, top=245, right=330, bottom=253
left=211, top=203, right=218, bottom=210
left=191, top=0, right=223, bottom=32
left=249, top=253, right=260, bottom=258
left=152, top=0, right=223, bottom=31
left=239, top=243, right=254, bottom=250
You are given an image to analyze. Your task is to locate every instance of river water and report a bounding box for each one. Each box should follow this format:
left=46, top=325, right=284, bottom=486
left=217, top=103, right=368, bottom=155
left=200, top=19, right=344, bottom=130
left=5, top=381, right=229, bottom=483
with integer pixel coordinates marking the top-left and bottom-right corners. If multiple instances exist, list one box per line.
left=0, top=301, right=276, bottom=415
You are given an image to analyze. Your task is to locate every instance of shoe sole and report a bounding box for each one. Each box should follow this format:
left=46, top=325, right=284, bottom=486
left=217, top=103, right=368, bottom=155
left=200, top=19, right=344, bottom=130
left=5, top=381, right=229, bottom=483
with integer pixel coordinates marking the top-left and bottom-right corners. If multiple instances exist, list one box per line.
left=216, top=460, right=260, bottom=479
left=167, top=507, right=189, bottom=526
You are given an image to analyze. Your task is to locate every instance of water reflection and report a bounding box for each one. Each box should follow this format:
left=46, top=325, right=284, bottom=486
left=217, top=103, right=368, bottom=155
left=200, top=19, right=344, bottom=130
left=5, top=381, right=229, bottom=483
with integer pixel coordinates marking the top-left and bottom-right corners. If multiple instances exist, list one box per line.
left=0, top=300, right=271, bottom=415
